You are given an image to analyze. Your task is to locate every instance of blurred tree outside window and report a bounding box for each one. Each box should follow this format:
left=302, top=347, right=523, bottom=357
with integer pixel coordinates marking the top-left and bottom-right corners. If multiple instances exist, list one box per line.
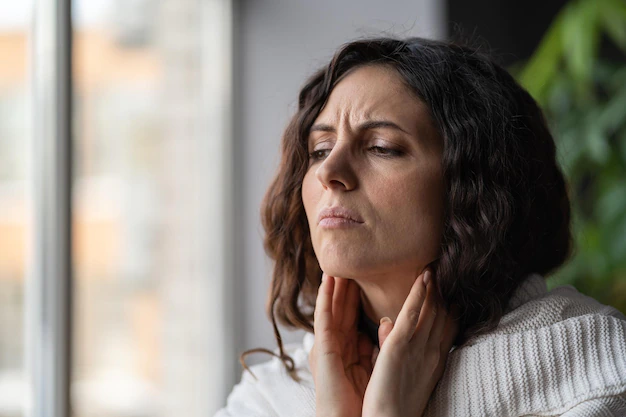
left=516, top=0, right=626, bottom=313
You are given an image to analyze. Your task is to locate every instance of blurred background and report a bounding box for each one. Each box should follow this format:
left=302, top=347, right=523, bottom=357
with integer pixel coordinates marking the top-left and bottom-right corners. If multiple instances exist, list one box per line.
left=0, top=0, right=624, bottom=416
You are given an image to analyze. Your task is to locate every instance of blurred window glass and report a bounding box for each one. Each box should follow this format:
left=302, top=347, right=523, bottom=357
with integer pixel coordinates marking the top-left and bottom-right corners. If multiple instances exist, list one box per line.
left=72, top=1, right=227, bottom=416
left=0, top=2, right=32, bottom=416
left=0, top=1, right=230, bottom=415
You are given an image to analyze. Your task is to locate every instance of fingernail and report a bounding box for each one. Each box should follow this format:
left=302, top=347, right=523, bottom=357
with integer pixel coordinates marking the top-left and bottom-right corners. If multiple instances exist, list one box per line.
left=379, top=317, right=392, bottom=325
left=423, top=270, right=431, bottom=286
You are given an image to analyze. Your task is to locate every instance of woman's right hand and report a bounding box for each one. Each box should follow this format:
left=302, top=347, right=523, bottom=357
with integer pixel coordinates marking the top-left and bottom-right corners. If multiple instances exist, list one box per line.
left=309, top=273, right=375, bottom=417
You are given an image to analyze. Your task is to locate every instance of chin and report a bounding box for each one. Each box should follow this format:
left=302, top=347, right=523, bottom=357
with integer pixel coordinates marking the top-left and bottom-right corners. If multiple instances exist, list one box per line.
left=317, top=254, right=372, bottom=280
left=314, top=238, right=386, bottom=278
left=320, top=267, right=360, bottom=280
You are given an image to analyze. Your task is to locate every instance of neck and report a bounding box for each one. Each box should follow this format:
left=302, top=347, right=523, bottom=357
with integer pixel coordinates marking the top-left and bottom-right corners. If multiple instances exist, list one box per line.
left=356, top=266, right=426, bottom=325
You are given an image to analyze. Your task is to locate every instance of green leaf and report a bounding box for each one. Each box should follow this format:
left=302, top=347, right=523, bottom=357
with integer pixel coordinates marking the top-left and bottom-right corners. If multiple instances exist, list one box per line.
left=518, top=9, right=567, bottom=103
left=608, top=215, right=626, bottom=262
left=619, top=129, right=626, bottom=164
left=608, top=66, right=626, bottom=91
left=587, top=124, right=610, bottom=164
left=596, top=81, right=626, bottom=133
left=561, top=0, right=600, bottom=98
left=546, top=75, right=574, bottom=116
left=556, top=129, right=583, bottom=175
left=597, top=180, right=626, bottom=224
left=599, top=0, right=626, bottom=52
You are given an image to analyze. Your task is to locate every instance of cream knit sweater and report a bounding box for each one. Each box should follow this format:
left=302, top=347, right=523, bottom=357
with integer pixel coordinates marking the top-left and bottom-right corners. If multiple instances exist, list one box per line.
left=215, top=274, right=626, bottom=417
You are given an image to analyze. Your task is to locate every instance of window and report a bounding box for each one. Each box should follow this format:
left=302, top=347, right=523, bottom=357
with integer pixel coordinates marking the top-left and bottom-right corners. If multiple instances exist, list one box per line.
left=0, top=2, right=32, bottom=416
left=0, top=1, right=233, bottom=416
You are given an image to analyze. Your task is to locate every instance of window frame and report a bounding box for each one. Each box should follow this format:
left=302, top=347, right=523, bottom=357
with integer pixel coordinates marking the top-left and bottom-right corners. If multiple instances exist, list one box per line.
left=27, top=1, right=73, bottom=417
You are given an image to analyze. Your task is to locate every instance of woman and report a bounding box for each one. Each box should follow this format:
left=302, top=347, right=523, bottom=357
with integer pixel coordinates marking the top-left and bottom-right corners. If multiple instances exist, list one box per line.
left=216, top=37, right=626, bottom=417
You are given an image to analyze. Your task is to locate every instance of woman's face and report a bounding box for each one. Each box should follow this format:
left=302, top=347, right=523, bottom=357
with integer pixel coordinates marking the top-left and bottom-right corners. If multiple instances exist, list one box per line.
left=301, top=64, right=445, bottom=279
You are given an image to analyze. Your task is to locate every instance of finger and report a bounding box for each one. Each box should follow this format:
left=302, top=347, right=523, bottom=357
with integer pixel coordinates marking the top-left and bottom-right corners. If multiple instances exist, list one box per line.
left=378, top=317, right=393, bottom=348
left=428, top=294, right=448, bottom=347
left=314, top=273, right=335, bottom=333
left=371, top=346, right=380, bottom=368
left=332, top=276, right=349, bottom=327
left=313, top=275, right=346, bottom=374
left=414, top=270, right=439, bottom=347
left=357, top=332, right=374, bottom=375
left=389, top=271, right=427, bottom=344
left=341, top=279, right=361, bottom=331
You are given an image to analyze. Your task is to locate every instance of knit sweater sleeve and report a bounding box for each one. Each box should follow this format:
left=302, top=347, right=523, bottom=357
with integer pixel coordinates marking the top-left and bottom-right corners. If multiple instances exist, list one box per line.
left=213, top=370, right=280, bottom=417
left=559, top=391, right=626, bottom=416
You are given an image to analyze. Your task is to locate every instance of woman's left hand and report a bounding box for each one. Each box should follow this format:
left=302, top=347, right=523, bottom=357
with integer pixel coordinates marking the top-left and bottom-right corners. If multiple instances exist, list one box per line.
left=362, top=269, right=460, bottom=417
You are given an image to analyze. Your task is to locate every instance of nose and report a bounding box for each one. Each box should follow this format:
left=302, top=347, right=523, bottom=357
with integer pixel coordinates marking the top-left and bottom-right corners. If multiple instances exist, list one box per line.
left=314, top=142, right=358, bottom=191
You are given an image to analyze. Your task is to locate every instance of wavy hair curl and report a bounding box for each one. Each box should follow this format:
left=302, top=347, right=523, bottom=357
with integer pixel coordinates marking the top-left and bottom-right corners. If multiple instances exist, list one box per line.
left=240, top=37, right=572, bottom=381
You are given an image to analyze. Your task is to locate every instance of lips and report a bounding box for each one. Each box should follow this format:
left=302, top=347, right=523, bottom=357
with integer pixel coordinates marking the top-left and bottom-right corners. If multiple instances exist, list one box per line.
left=317, top=206, right=364, bottom=225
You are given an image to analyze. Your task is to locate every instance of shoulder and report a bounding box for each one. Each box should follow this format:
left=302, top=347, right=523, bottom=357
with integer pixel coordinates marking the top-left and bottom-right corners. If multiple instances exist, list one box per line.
left=214, top=332, right=316, bottom=417
left=425, top=276, right=626, bottom=417
left=466, top=275, right=626, bottom=346
left=213, top=367, right=279, bottom=417
left=241, top=332, right=315, bottom=387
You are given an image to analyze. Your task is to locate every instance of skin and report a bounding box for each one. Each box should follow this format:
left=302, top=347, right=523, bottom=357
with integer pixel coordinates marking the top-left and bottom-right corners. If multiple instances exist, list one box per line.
left=302, top=65, right=460, bottom=417
left=302, top=64, right=445, bottom=326
left=310, top=272, right=458, bottom=417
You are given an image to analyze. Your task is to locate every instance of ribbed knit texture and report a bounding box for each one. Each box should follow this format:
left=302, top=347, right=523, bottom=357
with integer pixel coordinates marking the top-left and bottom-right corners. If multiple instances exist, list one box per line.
left=215, top=274, right=626, bottom=417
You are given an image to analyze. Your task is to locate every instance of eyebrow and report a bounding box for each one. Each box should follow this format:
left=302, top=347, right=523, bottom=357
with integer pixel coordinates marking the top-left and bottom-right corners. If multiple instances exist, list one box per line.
left=309, top=120, right=410, bottom=135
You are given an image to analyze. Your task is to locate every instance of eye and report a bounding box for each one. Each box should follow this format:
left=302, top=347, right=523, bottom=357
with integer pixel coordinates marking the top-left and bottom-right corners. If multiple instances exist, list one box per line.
left=308, top=149, right=331, bottom=161
left=369, top=146, right=403, bottom=157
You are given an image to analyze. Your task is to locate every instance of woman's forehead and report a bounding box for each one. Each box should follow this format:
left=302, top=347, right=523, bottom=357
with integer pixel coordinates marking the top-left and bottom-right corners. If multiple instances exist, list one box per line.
left=311, top=65, right=436, bottom=145
left=313, top=65, right=426, bottom=132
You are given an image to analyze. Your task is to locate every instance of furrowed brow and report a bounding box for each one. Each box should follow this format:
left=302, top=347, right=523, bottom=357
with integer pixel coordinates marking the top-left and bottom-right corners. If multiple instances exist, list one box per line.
left=309, top=120, right=409, bottom=135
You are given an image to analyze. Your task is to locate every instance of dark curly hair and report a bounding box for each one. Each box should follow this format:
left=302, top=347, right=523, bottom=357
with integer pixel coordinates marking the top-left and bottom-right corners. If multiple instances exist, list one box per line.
left=240, top=36, right=573, bottom=381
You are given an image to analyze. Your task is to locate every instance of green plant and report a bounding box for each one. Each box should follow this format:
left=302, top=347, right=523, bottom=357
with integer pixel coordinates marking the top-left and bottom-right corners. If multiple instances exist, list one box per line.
left=515, top=0, right=626, bottom=314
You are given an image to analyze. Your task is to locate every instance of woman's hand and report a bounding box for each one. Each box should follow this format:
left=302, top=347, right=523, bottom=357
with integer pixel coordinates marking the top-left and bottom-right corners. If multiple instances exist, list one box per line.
left=362, top=269, right=460, bottom=417
left=309, top=273, right=375, bottom=417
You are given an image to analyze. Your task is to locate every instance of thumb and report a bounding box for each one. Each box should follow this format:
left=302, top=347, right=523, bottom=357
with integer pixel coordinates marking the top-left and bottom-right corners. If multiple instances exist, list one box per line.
left=378, top=317, right=393, bottom=347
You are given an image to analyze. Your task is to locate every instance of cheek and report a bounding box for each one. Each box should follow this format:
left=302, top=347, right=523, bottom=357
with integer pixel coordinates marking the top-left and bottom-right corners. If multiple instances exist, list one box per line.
left=374, top=170, right=444, bottom=235
left=301, top=171, right=319, bottom=221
